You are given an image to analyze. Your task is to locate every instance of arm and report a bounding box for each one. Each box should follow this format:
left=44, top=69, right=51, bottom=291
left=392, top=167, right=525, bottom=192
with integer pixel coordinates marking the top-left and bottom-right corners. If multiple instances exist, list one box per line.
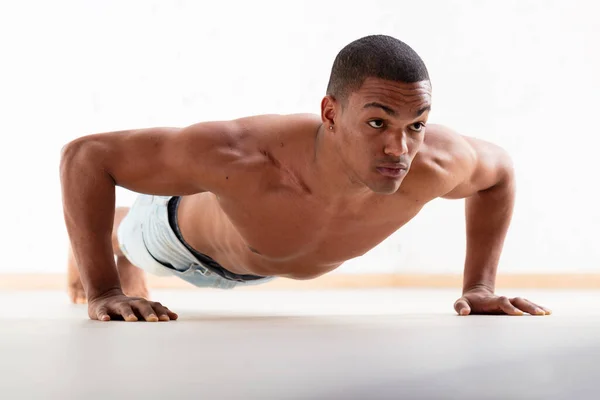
left=442, top=136, right=515, bottom=294
left=60, top=120, right=251, bottom=319
left=441, top=132, right=550, bottom=316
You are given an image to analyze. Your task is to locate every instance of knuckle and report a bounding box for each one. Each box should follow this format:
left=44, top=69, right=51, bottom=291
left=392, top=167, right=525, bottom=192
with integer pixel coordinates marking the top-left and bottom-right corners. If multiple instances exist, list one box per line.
left=132, top=300, right=150, bottom=309
left=498, top=296, right=508, bottom=302
left=118, top=305, right=132, bottom=313
left=139, top=305, right=154, bottom=313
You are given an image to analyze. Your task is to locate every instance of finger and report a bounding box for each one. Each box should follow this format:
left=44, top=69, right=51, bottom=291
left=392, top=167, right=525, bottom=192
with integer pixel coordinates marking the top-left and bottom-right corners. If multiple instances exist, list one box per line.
left=151, top=302, right=176, bottom=321
left=525, top=300, right=552, bottom=315
left=498, top=296, right=524, bottom=316
left=539, top=306, right=552, bottom=315
left=161, top=304, right=179, bottom=320
left=96, top=306, right=110, bottom=322
left=118, top=304, right=138, bottom=322
left=166, top=310, right=179, bottom=320
left=133, top=301, right=159, bottom=322
left=454, top=298, right=471, bottom=316
left=510, top=297, right=545, bottom=316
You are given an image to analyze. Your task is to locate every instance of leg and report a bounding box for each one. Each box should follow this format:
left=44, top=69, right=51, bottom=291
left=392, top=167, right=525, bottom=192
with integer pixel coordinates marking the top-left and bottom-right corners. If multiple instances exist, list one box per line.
left=116, top=253, right=149, bottom=300
left=67, top=245, right=86, bottom=304
left=67, top=207, right=149, bottom=304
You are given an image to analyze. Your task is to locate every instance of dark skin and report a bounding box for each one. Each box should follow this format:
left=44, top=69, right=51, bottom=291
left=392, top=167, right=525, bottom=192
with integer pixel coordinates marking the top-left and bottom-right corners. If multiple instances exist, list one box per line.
left=61, top=77, right=550, bottom=321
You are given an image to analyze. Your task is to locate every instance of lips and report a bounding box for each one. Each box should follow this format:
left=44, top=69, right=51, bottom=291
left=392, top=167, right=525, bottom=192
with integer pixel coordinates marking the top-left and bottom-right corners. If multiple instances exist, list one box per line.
left=379, top=163, right=408, bottom=170
left=376, top=166, right=407, bottom=178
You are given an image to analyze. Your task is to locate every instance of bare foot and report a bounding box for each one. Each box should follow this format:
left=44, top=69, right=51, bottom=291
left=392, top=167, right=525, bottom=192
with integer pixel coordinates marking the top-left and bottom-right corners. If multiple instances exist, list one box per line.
left=67, top=249, right=87, bottom=304
left=118, top=256, right=150, bottom=300
left=68, top=281, right=87, bottom=304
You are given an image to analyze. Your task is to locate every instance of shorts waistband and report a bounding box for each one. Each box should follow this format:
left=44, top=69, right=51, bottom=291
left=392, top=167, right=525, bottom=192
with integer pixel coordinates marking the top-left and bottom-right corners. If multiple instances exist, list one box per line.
left=166, top=196, right=266, bottom=283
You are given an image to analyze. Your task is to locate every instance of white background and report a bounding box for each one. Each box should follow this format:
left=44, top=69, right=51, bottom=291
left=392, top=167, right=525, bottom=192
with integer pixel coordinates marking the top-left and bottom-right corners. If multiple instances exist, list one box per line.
left=1, top=0, right=598, bottom=274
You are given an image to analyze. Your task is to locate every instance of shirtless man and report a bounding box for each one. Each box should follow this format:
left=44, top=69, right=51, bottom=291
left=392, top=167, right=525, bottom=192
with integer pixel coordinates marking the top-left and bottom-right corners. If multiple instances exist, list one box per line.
left=60, top=35, right=551, bottom=322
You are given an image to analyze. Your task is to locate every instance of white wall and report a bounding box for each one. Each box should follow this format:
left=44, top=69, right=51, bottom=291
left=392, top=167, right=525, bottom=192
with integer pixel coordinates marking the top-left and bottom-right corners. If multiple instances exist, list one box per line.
left=1, top=0, right=598, bottom=274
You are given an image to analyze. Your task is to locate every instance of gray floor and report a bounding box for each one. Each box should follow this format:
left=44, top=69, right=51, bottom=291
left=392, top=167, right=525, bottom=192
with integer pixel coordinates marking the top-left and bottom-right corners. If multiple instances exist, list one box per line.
left=1, top=288, right=599, bottom=399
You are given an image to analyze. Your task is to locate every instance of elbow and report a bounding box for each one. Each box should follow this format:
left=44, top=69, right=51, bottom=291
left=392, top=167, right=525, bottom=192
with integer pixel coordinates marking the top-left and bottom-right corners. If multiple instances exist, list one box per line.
left=60, top=138, right=85, bottom=165
left=497, top=151, right=515, bottom=189
left=60, top=138, right=90, bottom=175
left=60, top=137, right=110, bottom=182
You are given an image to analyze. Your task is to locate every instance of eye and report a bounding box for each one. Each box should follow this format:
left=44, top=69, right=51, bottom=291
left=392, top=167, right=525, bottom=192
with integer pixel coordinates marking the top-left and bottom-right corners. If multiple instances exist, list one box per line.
left=410, top=122, right=426, bottom=132
left=368, top=120, right=385, bottom=129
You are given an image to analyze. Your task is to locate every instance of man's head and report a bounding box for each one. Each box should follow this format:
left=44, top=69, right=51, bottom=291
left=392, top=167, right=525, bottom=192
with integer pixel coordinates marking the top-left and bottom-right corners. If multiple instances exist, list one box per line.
left=322, top=35, right=432, bottom=194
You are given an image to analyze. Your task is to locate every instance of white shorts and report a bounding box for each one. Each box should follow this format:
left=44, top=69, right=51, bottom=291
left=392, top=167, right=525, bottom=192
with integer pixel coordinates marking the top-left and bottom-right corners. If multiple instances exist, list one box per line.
left=117, top=194, right=274, bottom=289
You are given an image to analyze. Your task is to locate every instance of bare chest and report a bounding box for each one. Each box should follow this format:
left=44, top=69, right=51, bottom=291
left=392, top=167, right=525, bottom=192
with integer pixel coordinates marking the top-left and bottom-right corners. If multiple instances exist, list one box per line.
left=216, top=189, right=425, bottom=265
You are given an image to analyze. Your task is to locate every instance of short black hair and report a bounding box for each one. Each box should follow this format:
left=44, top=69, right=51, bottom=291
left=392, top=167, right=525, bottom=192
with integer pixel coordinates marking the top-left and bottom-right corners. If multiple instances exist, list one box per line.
left=326, top=35, right=430, bottom=103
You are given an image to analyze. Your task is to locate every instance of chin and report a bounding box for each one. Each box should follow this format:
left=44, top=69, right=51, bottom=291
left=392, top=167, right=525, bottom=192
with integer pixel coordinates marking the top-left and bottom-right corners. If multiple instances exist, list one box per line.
left=372, top=187, right=400, bottom=195
left=365, top=173, right=406, bottom=194
left=367, top=181, right=401, bottom=195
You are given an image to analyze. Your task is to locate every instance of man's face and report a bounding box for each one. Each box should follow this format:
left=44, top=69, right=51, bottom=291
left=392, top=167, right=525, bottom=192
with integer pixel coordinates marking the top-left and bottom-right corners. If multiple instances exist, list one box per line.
left=334, top=78, right=432, bottom=195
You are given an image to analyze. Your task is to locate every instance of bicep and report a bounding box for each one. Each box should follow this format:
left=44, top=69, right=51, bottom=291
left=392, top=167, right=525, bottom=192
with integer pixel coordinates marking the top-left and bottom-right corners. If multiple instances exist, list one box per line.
left=442, top=136, right=514, bottom=200
left=67, top=120, right=246, bottom=196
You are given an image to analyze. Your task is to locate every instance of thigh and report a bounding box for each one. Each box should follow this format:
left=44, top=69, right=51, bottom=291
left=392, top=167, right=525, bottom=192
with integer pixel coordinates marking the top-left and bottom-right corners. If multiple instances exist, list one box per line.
left=112, top=207, right=130, bottom=256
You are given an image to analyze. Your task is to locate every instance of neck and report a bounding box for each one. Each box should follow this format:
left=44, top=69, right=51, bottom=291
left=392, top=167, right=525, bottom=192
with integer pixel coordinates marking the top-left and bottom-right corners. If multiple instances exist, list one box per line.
left=311, top=124, right=372, bottom=202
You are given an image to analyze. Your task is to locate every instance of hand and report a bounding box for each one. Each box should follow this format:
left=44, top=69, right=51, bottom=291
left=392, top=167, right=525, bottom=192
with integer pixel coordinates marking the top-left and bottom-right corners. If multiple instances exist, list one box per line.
left=88, top=289, right=178, bottom=322
left=454, top=286, right=552, bottom=316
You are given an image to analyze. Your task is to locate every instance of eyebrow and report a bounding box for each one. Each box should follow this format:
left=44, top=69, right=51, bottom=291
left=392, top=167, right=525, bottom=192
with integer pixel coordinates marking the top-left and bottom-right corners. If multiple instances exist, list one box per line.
left=363, top=102, right=431, bottom=118
left=415, top=105, right=431, bottom=117
left=363, top=102, right=397, bottom=116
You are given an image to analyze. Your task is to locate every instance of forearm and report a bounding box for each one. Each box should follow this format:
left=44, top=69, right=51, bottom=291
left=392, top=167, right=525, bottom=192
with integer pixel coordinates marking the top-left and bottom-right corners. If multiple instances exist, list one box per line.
left=462, top=173, right=515, bottom=293
left=60, top=140, right=122, bottom=300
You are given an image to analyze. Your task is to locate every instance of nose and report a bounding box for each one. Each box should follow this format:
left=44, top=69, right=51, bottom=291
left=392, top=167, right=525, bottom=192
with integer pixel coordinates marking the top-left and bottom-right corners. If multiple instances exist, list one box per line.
left=383, top=131, right=409, bottom=157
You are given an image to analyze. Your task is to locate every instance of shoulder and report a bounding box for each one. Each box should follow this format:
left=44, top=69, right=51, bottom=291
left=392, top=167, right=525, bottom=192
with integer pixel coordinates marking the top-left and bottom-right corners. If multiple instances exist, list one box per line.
left=405, top=124, right=513, bottom=200
left=401, top=124, right=478, bottom=200
left=234, top=113, right=322, bottom=140
left=420, top=124, right=478, bottom=172
left=236, top=113, right=322, bottom=192
left=190, top=113, right=321, bottom=195
left=184, top=113, right=320, bottom=156
left=407, top=124, right=474, bottom=180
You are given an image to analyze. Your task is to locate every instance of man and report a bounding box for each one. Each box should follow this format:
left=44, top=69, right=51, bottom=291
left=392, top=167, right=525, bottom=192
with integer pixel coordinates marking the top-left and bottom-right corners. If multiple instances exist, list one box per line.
left=61, top=35, right=551, bottom=322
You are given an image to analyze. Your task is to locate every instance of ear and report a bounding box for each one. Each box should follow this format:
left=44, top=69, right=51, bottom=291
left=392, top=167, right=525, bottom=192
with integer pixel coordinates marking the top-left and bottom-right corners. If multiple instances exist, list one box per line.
left=320, top=95, right=337, bottom=126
